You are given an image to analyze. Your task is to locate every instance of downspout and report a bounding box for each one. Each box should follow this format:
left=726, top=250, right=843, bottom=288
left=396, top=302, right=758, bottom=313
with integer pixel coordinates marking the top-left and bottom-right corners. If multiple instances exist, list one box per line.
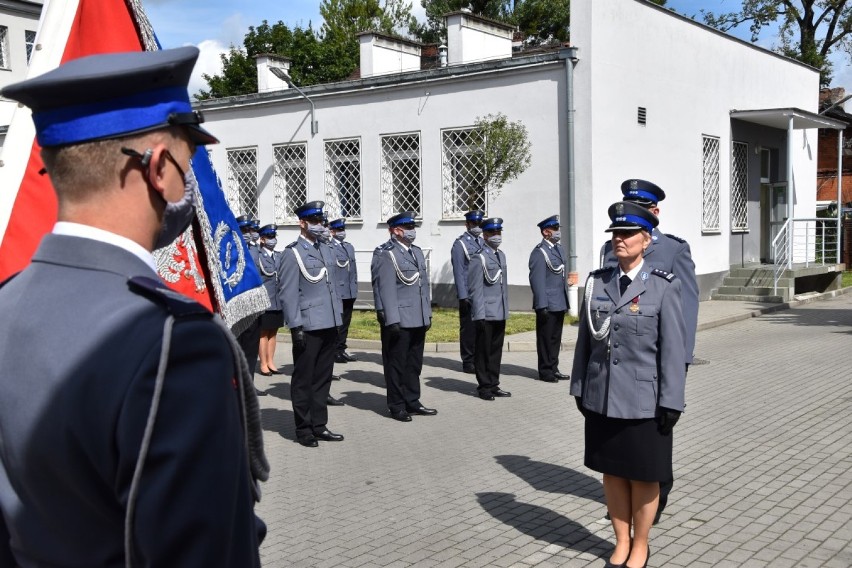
left=838, top=129, right=844, bottom=264
left=786, top=114, right=794, bottom=268
left=559, top=46, right=580, bottom=317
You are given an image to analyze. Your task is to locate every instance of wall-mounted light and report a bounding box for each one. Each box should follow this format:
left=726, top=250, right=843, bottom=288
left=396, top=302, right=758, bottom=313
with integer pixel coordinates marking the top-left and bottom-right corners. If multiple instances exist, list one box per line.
left=270, top=67, right=319, bottom=136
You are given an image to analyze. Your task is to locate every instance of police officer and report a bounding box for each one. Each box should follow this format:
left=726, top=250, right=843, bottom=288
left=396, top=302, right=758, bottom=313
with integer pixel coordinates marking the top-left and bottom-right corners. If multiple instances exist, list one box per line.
left=279, top=201, right=345, bottom=446
left=0, top=47, right=267, bottom=566
left=571, top=201, right=686, bottom=568
left=235, top=214, right=263, bottom=377
left=451, top=210, right=485, bottom=373
left=329, top=218, right=358, bottom=363
left=373, top=212, right=437, bottom=422
left=599, top=178, right=698, bottom=523
left=529, top=215, right=571, bottom=383
left=468, top=218, right=512, bottom=400
left=255, top=224, right=283, bottom=380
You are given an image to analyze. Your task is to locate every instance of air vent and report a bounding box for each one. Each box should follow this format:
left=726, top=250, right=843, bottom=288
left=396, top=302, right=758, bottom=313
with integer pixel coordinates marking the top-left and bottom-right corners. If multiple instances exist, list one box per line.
left=638, top=107, right=647, bottom=126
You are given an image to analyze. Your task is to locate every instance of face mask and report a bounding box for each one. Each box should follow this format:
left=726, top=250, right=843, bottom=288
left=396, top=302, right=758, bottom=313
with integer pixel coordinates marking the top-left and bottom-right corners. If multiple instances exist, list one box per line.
left=334, top=230, right=346, bottom=242
left=263, top=238, right=277, bottom=249
left=306, top=222, right=325, bottom=240
left=154, top=161, right=196, bottom=250
left=487, top=235, right=502, bottom=249
left=549, top=230, right=561, bottom=243
left=401, top=228, right=416, bottom=244
left=469, top=226, right=483, bottom=237
left=318, top=227, right=331, bottom=243
left=242, top=231, right=251, bottom=243
left=250, top=231, right=260, bottom=243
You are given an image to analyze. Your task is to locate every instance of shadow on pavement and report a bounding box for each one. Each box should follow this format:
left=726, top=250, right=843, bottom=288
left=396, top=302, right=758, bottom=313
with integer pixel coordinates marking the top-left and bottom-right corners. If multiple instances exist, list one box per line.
left=477, top=492, right=611, bottom=557
left=260, top=407, right=295, bottom=441
left=264, top=381, right=292, bottom=401
left=762, top=307, right=852, bottom=331
left=349, top=351, right=384, bottom=366
left=337, top=369, right=386, bottom=389
left=337, top=390, right=389, bottom=418
left=423, top=375, right=479, bottom=397
left=495, top=455, right=605, bottom=503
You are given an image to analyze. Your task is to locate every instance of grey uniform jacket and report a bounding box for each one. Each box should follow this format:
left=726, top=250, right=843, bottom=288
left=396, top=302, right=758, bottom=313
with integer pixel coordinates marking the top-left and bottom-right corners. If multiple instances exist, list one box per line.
left=370, top=241, right=390, bottom=312
left=570, top=265, right=686, bottom=419
left=374, top=239, right=432, bottom=328
left=279, top=236, right=342, bottom=331
left=468, top=246, right=509, bottom=321
left=600, top=227, right=698, bottom=364
left=528, top=239, right=570, bottom=312
left=0, top=234, right=262, bottom=567
left=451, top=232, right=483, bottom=300
left=256, top=248, right=283, bottom=310
left=329, top=239, right=358, bottom=300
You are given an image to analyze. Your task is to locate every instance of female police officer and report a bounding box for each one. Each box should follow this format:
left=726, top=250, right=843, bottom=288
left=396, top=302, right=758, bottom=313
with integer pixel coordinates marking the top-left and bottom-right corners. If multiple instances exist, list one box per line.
left=570, top=201, right=686, bottom=568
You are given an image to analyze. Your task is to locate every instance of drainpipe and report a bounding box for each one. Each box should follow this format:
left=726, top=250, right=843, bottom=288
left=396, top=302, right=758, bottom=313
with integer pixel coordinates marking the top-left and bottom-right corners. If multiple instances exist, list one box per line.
left=837, top=129, right=843, bottom=264
left=559, top=46, right=579, bottom=317
left=786, top=114, right=794, bottom=268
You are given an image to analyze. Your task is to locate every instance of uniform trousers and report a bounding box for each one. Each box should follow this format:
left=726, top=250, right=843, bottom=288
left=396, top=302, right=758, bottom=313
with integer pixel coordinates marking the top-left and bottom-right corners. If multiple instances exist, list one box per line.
left=336, top=298, right=355, bottom=354
left=474, top=319, right=506, bottom=395
left=536, top=309, right=565, bottom=380
left=458, top=299, right=475, bottom=368
left=236, top=316, right=261, bottom=376
left=384, top=326, right=426, bottom=412
left=291, top=327, right=337, bottom=440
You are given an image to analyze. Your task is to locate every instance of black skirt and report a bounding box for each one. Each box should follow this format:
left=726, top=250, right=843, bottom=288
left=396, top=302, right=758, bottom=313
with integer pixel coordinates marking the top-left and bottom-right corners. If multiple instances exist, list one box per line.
left=584, top=411, right=673, bottom=482
left=260, top=310, right=283, bottom=331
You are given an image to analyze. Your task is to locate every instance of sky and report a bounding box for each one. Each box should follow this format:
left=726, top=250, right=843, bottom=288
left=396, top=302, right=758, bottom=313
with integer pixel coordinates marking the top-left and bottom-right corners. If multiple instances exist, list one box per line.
left=143, top=0, right=851, bottom=103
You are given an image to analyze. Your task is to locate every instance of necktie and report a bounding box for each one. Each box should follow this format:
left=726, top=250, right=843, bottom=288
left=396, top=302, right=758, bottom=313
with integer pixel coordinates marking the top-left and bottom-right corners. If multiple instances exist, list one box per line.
left=619, top=275, right=631, bottom=296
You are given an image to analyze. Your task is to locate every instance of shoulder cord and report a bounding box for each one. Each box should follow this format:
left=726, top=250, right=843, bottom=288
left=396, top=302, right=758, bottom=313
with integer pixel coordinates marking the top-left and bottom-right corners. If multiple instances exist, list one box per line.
left=387, top=248, right=420, bottom=286
left=291, top=247, right=327, bottom=284
left=461, top=240, right=471, bottom=261
left=477, top=253, right=503, bottom=284
left=331, top=241, right=350, bottom=268
left=584, top=274, right=612, bottom=341
left=258, top=251, right=277, bottom=277
left=538, top=247, right=564, bottom=274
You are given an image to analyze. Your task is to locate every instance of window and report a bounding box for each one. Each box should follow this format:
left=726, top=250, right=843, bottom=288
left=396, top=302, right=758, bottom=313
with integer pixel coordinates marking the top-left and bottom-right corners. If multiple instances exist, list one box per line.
left=273, top=143, right=308, bottom=225
left=759, top=147, right=771, bottom=183
left=226, top=147, right=258, bottom=218
left=441, top=127, right=486, bottom=219
left=380, top=133, right=421, bottom=219
left=730, top=141, right=748, bottom=232
left=702, top=135, right=721, bottom=233
left=0, top=27, right=9, bottom=69
left=324, top=138, right=361, bottom=220
left=25, top=30, right=36, bottom=63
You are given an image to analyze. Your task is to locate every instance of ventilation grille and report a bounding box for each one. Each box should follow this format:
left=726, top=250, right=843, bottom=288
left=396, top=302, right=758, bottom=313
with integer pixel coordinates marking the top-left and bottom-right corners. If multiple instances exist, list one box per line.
left=638, top=107, right=647, bottom=126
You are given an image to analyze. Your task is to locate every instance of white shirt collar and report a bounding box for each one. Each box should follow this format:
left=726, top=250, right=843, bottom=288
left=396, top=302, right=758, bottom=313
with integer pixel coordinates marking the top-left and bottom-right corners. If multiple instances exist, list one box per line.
left=392, top=237, right=410, bottom=252
left=618, top=260, right=644, bottom=282
left=53, top=222, right=158, bottom=274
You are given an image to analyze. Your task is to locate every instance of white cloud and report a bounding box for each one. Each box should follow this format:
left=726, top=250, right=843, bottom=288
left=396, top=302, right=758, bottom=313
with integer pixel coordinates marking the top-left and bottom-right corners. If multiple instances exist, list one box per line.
left=189, top=39, right=231, bottom=97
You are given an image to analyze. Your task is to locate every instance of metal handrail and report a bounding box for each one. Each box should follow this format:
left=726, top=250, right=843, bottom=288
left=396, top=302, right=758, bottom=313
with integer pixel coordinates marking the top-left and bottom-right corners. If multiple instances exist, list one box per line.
left=772, top=217, right=841, bottom=295
left=772, top=219, right=791, bottom=295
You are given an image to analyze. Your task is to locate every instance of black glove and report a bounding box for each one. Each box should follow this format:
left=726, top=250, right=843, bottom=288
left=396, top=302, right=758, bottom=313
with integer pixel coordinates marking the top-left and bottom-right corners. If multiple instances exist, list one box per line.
left=425, top=318, right=432, bottom=332
left=376, top=310, right=385, bottom=326
left=574, top=397, right=589, bottom=418
left=386, top=322, right=401, bottom=339
left=656, top=408, right=681, bottom=435
left=459, top=298, right=472, bottom=316
left=535, top=308, right=548, bottom=317
left=291, top=327, right=306, bottom=352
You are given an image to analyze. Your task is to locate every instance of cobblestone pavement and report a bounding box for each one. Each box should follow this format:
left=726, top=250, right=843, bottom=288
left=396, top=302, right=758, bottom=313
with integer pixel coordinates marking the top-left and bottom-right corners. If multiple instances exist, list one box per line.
left=254, top=294, right=852, bottom=567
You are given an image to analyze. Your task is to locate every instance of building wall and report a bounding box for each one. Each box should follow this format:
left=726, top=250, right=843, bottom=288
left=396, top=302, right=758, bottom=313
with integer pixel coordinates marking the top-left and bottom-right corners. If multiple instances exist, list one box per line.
left=0, top=0, right=42, bottom=151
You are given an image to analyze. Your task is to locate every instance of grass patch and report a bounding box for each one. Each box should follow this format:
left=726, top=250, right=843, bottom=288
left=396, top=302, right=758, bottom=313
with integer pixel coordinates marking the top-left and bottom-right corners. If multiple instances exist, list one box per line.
left=346, top=308, right=578, bottom=342
left=843, top=271, right=852, bottom=288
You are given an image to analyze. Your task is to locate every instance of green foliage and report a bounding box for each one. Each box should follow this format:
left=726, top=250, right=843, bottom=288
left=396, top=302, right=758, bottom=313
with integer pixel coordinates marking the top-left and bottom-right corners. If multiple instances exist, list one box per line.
left=513, top=0, right=571, bottom=46
left=411, top=1, right=515, bottom=44
left=473, top=112, right=532, bottom=200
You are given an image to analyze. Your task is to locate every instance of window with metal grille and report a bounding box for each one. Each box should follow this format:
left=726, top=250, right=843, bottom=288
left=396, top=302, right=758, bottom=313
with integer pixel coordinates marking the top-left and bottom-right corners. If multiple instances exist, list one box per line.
left=273, top=143, right=308, bottom=225
left=730, top=141, right=748, bottom=232
left=324, top=138, right=361, bottom=220
left=25, top=30, right=35, bottom=63
left=441, top=128, right=486, bottom=219
left=0, top=27, right=9, bottom=69
left=380, top=133, right=421, bottom=218
left=702, top=135, right=721, bottom=233
left=226, top=147, right=258, bottom=218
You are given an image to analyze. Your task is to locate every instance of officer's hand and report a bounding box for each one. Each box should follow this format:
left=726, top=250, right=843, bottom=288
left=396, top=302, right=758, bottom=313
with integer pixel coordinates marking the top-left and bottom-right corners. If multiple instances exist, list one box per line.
left=535, top=308, right=548, bottom=317
left=575, top=396, right=589, bottom=418
left=656, top=408, right=681, bottom=435
left=459, top=298, right=472, bottom=315
left=376, top=310, right=385, bottom=326
left=386, top=322, right=401, bottom=338
left=425, top=318, right=432, bottom=331
left=291, top=327, right=306, bottom=351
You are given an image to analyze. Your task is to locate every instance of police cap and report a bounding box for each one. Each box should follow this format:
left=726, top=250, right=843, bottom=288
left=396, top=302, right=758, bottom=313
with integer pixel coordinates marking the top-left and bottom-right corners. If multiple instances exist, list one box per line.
left=387, top=211, right=417, bottom=227
left=537, top=215, right=559, bottom=230
left=1, top=46, right=218, bottom=148
left=620, top=179, right=666, bottom=206
left=329, top=218, right=346, bottom=230
left=605, top=201, right=659, bottom=233
left=294, top=201, right=325, bottom=220
left=464, top=210, right=485, bottom=223
left=259, top=224, right=277, bottom=237
left=236, top=215, right=253, bottom=230
left=481, top=217, right=503, bottom=231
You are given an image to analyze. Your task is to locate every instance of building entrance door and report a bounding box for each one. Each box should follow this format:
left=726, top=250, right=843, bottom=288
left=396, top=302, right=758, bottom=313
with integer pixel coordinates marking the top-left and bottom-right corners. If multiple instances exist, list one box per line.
left=760, top=182, right=787, bottom=263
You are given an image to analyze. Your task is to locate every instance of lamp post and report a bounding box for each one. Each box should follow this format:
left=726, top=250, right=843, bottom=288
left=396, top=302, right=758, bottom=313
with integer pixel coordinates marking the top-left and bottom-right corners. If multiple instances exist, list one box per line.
left=269, top=67, right=319, bottom=136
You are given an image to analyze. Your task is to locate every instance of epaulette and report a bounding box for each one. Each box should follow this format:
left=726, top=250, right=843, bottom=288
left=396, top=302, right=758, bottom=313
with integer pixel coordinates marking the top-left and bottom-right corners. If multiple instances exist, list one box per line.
left=285, top=241, right=298, bottom=249
left=651, top=268, right=677, bottom=282
left=664, top=233, right=687, bottom=244
left=128, top=276, right=212, bottom=318
left=380, top=241, right=394, bottom=250
left=590, top=266, right=615, bottom=276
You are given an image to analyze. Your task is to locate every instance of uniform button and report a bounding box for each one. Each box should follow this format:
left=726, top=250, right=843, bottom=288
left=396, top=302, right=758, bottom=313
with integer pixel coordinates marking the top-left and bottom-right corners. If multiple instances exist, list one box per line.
left=614, top=324, right=620, bottom=331
left=614, top=343, right=619, bottom=348
left=613, top=359, right=619, bottom=365
left=615, top=309, right=621, bottom=314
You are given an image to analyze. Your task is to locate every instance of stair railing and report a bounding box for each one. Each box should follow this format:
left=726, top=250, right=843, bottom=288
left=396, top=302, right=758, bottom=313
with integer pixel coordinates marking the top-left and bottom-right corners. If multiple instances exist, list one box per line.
left=772, top=218, right=841, bottom=295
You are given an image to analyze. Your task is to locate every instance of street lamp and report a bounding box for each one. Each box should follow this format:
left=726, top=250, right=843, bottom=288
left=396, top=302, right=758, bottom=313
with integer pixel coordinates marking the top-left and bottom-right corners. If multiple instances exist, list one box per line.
left=269, top=67, right=319, bottom=136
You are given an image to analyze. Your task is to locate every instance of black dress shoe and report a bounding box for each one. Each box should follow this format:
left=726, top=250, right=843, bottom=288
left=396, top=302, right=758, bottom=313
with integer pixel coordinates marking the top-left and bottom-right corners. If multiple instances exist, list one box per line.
left=538, top=376, right=559, bottom=383
left=341, top=350, right=357, bottom=361
left=555, top=371, right=570, bottom=380
left=334, top=353, right=349, bottom=363
left=331, top=374, right=342, bottom=381
left=389, top=410, right=412, bottom=422
left=492, top=389, right=512, bottom=397
left=314, top=429, right=344, bottom=442
left=479, top=392, right=495, bottom=401
left=255, top=388, right=268, bottom=397
left=326, top=396, right=345, bottom=406
left=407, top=406, right=437, bottom=416
left=298, top=437, right=318, bottom=448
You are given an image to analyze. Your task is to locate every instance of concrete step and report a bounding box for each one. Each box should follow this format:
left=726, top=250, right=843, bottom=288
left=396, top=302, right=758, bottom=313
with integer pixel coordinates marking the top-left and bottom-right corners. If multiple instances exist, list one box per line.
left=716, top=285, right=788, bottom=295
left=721, top=276, right=794, bottom=288
left=710, top=292, right=786, bottom=303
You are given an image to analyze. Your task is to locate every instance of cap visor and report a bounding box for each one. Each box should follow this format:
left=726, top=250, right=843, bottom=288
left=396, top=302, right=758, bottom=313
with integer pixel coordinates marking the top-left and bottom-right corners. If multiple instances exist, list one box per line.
left=605, top=224, right=644, bottom=232
left=186, top=124, right=219, bottom=145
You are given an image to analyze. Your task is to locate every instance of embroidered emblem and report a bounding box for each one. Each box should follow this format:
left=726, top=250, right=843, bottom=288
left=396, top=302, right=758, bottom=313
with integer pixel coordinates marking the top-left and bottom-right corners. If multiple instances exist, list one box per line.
left=641, top=271, right=648, bottom=281
left=213, top=221, right=246, bottom=291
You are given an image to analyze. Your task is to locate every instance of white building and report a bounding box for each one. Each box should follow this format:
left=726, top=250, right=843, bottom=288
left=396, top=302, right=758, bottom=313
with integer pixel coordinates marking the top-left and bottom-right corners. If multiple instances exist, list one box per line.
left=196, top=0, right=839, bottom=308
left=0, top=0, right=42, bottom=149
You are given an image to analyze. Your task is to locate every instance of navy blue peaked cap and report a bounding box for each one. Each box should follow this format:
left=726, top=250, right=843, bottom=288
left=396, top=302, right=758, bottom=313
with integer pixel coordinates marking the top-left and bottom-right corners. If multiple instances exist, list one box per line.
left=621, top=178, right=666, bottom=205
left=465, top=210, right=485, bottom=222
left=481, top=217, right=503, bottom=231
left=329, top=218, right=346, bottom=230
left=605, top=201, right=659, bottom=232
left=387, top=211, right=417, bottom=227
left=236, top=215, right=253, bottom=229
left=537, top=215, right=559, bottom=229
left=259, top=224, right=277, bottom=237
left=1, top=46, right=217, bottom=148
left=295, top=201, right=325, bottom=219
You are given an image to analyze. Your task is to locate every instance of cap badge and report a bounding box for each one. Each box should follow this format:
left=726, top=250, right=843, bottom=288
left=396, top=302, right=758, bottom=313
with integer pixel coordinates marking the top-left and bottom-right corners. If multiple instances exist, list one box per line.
left=630, top=180, right=638, bottom=189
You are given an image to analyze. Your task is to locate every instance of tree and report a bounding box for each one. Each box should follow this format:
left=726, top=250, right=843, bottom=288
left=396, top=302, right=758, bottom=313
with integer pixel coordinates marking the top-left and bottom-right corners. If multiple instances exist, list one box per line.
left=473, top=113, right=532, bottom=200
left=702, top=1, right=852, bottom=86
left=411, top=1, right=513, bottom=44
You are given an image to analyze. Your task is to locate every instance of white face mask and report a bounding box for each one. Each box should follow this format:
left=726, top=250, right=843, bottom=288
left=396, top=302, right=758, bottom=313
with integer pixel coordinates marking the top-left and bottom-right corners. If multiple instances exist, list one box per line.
left=469, top=226, right=483, bottom=237
left=486, top=235, right=502, bottom=249
left=306, top=222, right=325, bottom=240
left=263, top=238, right=277, bottom=249
left=401, top=228, right=416, bottom=244
left=549, top=230, right=561, bottom=243
left=333, top=230, right=346, bottom=241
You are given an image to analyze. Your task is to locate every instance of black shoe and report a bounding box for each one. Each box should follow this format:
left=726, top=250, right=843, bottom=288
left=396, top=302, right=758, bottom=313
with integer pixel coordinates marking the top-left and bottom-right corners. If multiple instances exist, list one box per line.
left=331, top=374, right=342, bottom=381
left=479, top=392, right=495, bottom=401
left=625, top=546, right=650, bottom=568
left=314, top=429, right=344, bottom=442
left=538, top=376, right=559, bottom=383
left=257, top=370, right=273, bottom=377
left=334, top=353, right=349, bottom=363
left=390, top=410, right=412, bottom=422
left=255, top=388, right=268, bottom=397
left=492, top=389, right=512, bottom=397
left=326, top=395, right=345, bottom=406
left=462, top=365, right=476, bottom=374
left=298, top=437, right=318, bottom=448
left=269, top=368, right=284, bottom=375
left=653, top=510, right=662, bottom=525
left=555, top=371, right=570, bottom=380
left=341, top=350, right=357, bottom=362
left=407, top=406, right=437, bottom=416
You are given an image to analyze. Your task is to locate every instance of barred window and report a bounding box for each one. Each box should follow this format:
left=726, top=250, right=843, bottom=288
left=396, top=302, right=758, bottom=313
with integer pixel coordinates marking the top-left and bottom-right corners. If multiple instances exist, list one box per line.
left=702, top=135, right=721, bottom=233
left=324, top=138, right=361, bottom=220
left=25, top=30, right=35, bottom=63
left=730, top=141, right=748, bottom=232
left=226, top=147, right=258, bottom=218
left=441, top=128, right=486, bottom=219
left=380, top=133, right=421, bottom=219
left=0, top=27, right=8, bottom=69
left=273, top=143, right=308, bottom=225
